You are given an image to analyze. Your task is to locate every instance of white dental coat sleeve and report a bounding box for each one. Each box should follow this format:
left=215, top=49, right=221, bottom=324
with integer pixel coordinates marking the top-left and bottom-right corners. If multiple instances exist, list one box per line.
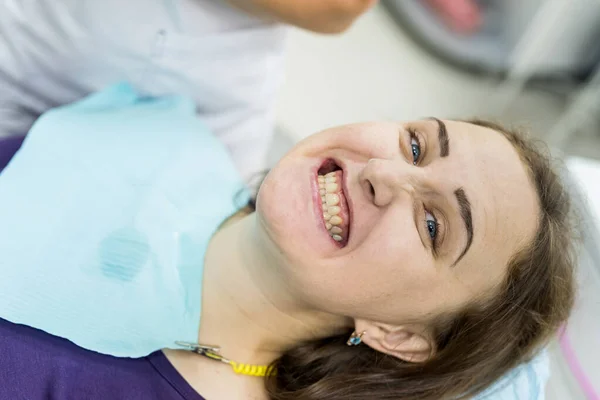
left=0, top=0, right=286, bottom=182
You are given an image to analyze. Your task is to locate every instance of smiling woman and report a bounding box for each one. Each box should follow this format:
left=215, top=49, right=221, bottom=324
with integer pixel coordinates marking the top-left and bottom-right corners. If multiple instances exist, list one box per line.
left=0, top=87, right=576, bottom=400
left=255, top=118, right=575, bottom=399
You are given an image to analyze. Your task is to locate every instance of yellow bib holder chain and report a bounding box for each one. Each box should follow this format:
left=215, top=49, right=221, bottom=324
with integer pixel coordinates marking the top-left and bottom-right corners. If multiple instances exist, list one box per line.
left=175, top=341, right=276, bottom=377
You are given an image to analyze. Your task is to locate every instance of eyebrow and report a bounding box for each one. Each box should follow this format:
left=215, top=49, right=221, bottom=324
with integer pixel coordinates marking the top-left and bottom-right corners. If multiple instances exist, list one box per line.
left=425, top=117, right=472, bottom=266
left=453, top=188, right=474, bottom=267
left=431, top=117, right=449, bottom=157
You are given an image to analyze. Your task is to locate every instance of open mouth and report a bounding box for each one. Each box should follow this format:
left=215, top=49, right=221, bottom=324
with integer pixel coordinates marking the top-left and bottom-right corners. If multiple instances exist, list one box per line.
left=316, top=159, right=351, bottom=247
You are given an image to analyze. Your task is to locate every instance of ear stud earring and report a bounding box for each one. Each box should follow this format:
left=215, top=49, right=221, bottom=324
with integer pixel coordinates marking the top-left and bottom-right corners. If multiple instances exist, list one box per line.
left=347, top=330, right=366, bottom=346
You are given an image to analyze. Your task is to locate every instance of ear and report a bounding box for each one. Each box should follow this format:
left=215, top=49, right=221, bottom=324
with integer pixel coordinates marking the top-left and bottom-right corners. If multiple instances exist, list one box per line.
left=356, top=321, right=435, bottom=363
left=381, top=327, right=433, bottom=362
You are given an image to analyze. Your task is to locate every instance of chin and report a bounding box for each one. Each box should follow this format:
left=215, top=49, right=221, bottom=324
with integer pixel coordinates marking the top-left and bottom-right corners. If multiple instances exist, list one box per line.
left=255, top=167, right=310, bottom=254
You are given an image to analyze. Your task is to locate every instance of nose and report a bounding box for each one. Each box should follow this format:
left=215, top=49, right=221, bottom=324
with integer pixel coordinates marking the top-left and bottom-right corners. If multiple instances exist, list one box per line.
left=359, top=158, right=418, bottom=207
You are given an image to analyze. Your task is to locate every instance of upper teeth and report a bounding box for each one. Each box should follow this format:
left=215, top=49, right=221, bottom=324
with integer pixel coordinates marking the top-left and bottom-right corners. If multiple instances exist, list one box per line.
left=318, top=173, right=345, bottom=242
left=328, top=206, right=340, bottom=215
left=325, top=193, right=339, bottom=206
left=329, top=215, right=342, bottom=225
left=325, top=183, right=338, bottom=192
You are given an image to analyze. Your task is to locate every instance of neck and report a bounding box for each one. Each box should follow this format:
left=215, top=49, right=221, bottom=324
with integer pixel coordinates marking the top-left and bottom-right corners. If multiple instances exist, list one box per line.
left=198, top=212, right=350, bottom=366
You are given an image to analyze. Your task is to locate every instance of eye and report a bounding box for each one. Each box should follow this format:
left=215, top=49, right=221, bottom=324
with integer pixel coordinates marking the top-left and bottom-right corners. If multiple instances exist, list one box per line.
left=425, top=209, right=438, bottom=242
left=409, top=129, right=421, bottom=165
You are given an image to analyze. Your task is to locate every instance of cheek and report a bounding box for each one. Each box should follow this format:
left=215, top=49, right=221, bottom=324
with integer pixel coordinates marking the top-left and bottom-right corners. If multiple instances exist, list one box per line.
left=330, top=127, right=398, bottom=160
left=352, top=217, right=470, bottom=319
left=299, top=123, right=399, bottom=161
left=363, top=235, right=432, bottom=294
left=340, top=226, right=441, bottom=313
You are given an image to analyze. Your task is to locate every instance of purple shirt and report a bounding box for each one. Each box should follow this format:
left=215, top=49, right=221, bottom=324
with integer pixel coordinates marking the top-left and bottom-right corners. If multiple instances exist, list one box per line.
left=0, top=318, right=205, bottom=400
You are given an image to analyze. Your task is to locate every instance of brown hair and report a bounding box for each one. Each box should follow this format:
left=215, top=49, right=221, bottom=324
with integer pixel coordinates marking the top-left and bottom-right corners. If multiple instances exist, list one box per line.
left=258, top=119, right=577, bottom=399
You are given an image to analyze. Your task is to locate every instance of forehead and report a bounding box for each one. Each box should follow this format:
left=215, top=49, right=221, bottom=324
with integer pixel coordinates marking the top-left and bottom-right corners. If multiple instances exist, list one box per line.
left=441, top=120, right=539, bottom=289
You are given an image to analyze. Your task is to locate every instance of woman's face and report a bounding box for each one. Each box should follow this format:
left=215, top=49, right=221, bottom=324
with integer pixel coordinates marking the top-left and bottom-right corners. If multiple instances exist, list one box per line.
left=256, top=120, right=539, bottom=325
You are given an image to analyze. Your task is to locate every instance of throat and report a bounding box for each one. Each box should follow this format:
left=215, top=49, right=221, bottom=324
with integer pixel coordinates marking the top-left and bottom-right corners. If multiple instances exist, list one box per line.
left=198, top=213, right=349, bottom=364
